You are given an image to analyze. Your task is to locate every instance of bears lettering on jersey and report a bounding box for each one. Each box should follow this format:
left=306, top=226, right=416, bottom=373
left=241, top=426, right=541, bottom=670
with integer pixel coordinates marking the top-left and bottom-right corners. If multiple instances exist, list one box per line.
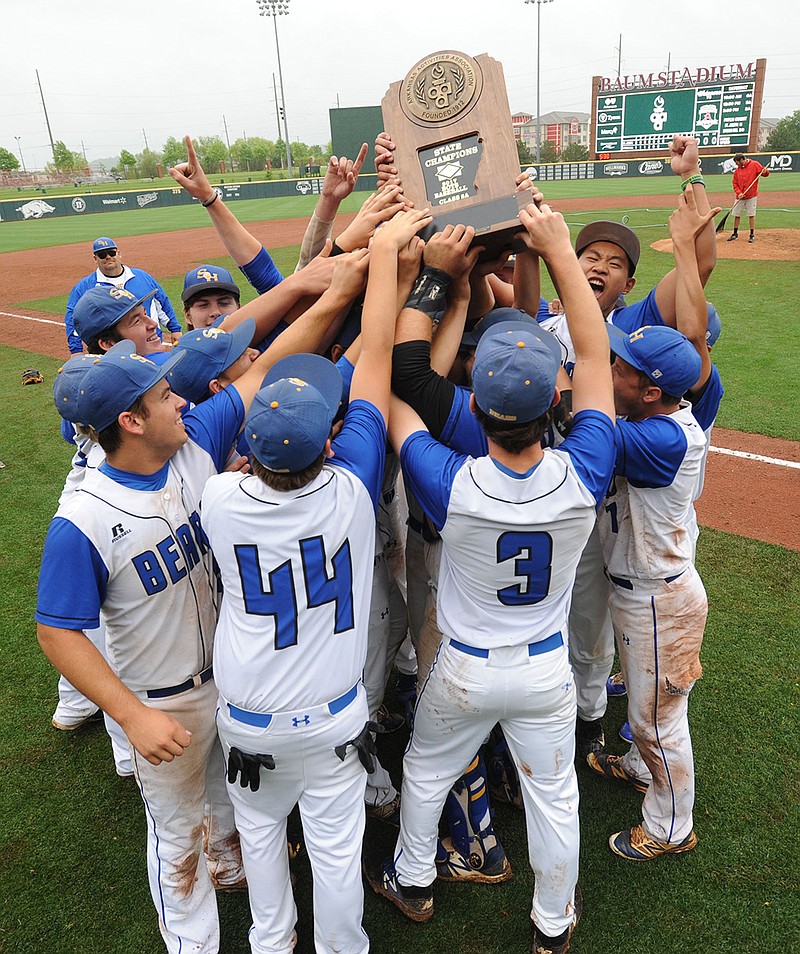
left=130, top=511, right=208, bottom=595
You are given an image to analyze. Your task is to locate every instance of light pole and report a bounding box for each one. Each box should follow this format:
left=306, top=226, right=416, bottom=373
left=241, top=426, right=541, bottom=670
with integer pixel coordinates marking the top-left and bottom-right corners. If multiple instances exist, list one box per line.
left=256, top=0, right=293, bottom=177
left=14, top=136, right=27, bottom=173
left=525, top=0, right=553, bottom=163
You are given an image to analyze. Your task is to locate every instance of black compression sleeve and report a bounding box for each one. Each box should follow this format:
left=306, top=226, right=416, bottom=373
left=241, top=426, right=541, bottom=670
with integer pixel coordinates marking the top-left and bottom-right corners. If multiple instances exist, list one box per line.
left=391, top=340, right=457, bottom=440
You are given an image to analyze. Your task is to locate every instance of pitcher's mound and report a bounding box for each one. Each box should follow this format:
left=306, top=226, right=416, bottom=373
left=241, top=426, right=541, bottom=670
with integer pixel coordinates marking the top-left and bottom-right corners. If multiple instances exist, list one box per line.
left=652, top=229, right=800, bottom=261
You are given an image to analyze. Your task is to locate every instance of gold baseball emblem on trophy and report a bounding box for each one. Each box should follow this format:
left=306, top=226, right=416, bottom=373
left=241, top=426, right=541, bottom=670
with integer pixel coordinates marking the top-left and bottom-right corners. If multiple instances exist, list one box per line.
left=402, top=51, right=481, bottom=125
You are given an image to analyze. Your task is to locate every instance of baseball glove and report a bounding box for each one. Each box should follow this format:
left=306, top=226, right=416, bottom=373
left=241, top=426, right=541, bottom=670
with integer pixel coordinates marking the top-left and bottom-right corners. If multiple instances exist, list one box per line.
left=22, top=368, right=44, bottom=386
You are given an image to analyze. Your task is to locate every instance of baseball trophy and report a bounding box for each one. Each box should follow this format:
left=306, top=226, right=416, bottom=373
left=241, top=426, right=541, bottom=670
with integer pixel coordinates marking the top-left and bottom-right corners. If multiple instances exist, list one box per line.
left=381, top=51, right=527, bottom=257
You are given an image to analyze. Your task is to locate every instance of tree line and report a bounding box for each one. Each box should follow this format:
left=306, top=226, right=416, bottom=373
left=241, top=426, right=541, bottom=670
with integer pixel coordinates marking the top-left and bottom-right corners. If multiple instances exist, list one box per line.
left=2, top=111, right=800, bottom=176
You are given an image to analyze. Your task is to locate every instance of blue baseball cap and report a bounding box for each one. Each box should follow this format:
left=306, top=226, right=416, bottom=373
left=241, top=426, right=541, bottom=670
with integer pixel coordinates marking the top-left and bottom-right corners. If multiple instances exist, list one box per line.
left=73, top=285, right=156, bottom=344
left=76, top=340, right=185, bottom=433
left=52, top=353, right=98, bottom=423
left=167, top=317, right=255, bottom=404
left=472, top=320, right=562, bottom=422
left=181, top=265, right=240, bottom=303
left=461, top=307, right=539, bottom=347
left=706, top=302, right=722, bottom=347
left=92, top=237, right=117, bottom=253
left=607, top=324, right=702, bottom=397
left=246, top=354, right=343, bottom=472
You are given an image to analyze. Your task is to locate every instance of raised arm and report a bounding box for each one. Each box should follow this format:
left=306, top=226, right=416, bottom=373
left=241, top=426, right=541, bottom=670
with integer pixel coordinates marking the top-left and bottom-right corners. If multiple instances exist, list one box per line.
left=170, top=135, right=262, bottom=267
left=423, top=225, right=481, bottom=375
left=219, top=245, right=336, bottom=342
left=295, top=145, right=370, bottom=269
left=519, top=202, right=613, bottom=420
left=351, top=208, right=433, bottom=422
left=230, top=249, right=371, bottom=414
left=654, top=136, right=718, bottom=325
left=668, top=183, right=720, bottom=391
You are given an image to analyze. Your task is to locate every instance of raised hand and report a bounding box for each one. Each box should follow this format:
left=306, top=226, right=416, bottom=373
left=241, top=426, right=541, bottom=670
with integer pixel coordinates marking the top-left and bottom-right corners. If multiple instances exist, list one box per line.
left=169, top=135, right=215, bottom=204
left=337, top=185, right=408, bottom=252
left=373, top=207, right=432, bottom=251
left=330, top=247, right=371, bottom=301
left=669, top=135, right=701, bottom=178
left=423, top=224, right=480, bottom=281
left=518, top=201, right=572, bottom=260
left=321, top=143, right=369, bottom=204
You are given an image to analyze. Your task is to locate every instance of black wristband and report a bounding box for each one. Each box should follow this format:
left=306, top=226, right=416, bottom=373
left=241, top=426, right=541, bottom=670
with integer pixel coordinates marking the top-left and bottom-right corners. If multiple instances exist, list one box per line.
left=201, top=192, right=219, bottom=208
left=404, top=266, right=452, bottom=315
left=330, top=240, right=347, bottom=257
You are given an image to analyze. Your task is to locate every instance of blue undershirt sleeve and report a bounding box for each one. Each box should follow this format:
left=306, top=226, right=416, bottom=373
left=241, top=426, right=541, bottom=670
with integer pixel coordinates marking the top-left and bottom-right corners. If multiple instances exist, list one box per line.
left=240, top=247, right=284, bottom=295
left=400, top=431, right=467, bottom=531
left=184, top=386, right=245, bottom=472
left=614, top=416, right=688, bottom=488
left=558, top=409, right=616, bottom=505
left=328, top=400, right=387, bottom=512
left=36, top=518, right=108, bottom=630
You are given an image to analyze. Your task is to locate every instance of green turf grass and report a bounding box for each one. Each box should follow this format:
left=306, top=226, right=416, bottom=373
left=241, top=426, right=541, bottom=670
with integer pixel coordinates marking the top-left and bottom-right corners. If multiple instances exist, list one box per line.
left=3, top=172, right=798, bottom=254
left=0, top=342, right=796, bottom=953
left=12, top=219, right=800, bottom=441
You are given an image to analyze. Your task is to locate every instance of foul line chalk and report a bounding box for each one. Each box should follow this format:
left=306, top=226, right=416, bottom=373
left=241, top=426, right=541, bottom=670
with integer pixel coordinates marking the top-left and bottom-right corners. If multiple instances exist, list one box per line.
left=1, top=310, right=64, bottom=327
left=709, top=445, right=800, bottom=470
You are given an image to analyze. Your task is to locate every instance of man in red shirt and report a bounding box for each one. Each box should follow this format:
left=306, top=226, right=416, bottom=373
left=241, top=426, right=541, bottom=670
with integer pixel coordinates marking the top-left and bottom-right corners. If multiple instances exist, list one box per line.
left=728, top=154, right=770, bottom=243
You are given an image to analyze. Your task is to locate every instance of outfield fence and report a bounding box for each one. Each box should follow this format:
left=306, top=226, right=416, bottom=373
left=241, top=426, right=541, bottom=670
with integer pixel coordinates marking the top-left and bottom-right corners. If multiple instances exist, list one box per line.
left=1, top=151, right=797, bottom=223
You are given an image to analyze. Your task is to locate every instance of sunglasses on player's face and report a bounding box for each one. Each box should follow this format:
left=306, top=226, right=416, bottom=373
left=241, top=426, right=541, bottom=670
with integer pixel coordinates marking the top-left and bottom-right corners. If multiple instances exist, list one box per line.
left=95, top=249, right=117, bottom=260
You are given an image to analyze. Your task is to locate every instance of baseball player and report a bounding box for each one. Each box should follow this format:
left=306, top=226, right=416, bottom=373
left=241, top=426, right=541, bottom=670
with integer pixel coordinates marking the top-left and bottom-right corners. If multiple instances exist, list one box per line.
left=50, top=285, right=175, bottom=744
left=367, top=201, right=615, bottom=954
left=587, top=317, right=708, bottom=861
left=202, top=207, right=431, bottom=954
left=72, top=284, right=171, bottom=359
left=50, top=355, right=135, bottom=777
left=64, top=237, right=181, bottom=353
left=35, top=247, right=372, bottom=951
left=182, top=264, right=243, bottom=330
left=527, top=136, right=719, bottom=759
left=727, top=153, right=770, bottom=243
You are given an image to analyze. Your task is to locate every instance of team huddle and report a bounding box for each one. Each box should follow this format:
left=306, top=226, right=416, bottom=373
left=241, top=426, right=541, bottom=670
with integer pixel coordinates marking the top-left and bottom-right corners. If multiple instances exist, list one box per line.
left=36, top=133, right=724, bottom=954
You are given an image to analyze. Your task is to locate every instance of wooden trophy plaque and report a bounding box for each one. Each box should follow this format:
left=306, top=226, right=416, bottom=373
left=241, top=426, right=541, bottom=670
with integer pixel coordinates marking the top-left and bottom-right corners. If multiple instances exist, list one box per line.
left=381, top=51, right=527, bottom=257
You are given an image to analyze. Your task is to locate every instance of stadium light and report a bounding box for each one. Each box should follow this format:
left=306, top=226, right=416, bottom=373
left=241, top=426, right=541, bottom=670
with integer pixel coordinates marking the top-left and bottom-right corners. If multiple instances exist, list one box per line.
left=256, top=0, right=293, bottom=175
left=524, top=0, right=554, bottom=163
left=14, top=136, right=27, bottom=174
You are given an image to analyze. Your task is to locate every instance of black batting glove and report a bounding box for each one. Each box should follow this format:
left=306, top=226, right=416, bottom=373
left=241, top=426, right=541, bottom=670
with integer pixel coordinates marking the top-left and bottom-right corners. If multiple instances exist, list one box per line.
left=334, top=721, right=385, bottom=773
left=226, top=746, right=276, bottom=792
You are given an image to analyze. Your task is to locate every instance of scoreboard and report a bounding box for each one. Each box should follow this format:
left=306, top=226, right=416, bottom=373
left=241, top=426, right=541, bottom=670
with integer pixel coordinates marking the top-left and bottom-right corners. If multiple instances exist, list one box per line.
left=590, top=59, right=765, bottom=159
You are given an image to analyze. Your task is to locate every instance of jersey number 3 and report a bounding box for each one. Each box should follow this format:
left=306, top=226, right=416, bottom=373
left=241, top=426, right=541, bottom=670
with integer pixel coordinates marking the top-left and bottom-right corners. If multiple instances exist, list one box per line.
left=496, top=531, right=553, bottom=605
left=235, top=535, right=354, bottom=650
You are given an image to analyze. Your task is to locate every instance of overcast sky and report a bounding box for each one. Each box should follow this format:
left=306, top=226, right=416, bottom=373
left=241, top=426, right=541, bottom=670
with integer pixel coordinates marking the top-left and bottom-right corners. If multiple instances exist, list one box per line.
left=2, top=0, right=798, bottom=170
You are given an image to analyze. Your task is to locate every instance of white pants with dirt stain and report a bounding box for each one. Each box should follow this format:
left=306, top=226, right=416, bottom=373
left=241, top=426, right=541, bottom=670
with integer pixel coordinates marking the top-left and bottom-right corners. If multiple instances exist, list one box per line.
left=394, top=638, right=579, bottom=938
left=131, top=679, right=242, bottom=954
left=611, top=566, right=707, bottom=844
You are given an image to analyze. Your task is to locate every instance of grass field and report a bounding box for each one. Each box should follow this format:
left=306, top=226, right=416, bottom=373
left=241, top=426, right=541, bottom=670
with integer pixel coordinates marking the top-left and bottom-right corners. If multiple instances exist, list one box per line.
left=1, top=176, right=798, bottom=953
left=3, top=172, right=799, bottom=254
left=0, top=343, right=797, bottom=953
left=7, top=186, right=799, bottom=440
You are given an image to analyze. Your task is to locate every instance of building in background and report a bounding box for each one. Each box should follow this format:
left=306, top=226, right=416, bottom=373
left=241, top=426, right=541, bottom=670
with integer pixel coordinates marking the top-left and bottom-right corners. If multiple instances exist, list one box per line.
left=758, top=118, right=779, bottom=150
left=513, top=110, right=591, bottom=154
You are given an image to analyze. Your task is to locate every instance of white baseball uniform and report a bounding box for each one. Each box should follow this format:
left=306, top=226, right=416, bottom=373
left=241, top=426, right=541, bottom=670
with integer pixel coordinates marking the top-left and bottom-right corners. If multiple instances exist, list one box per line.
left=536, top=294, right=668, bottom=722
left=51, top=426, right=132, bottom=774
left=203, top=399, right=386, bottom=954
left=36, top=389, right=247, bottom=953
left=395, top=409, right=615, bottom=937
left=598, top=404, right=708, bottom=844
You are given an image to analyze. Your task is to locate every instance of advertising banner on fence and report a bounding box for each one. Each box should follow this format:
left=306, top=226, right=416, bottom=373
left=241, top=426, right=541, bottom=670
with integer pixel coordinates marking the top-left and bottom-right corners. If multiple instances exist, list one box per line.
left=2, top=154, right=797, bottom=223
